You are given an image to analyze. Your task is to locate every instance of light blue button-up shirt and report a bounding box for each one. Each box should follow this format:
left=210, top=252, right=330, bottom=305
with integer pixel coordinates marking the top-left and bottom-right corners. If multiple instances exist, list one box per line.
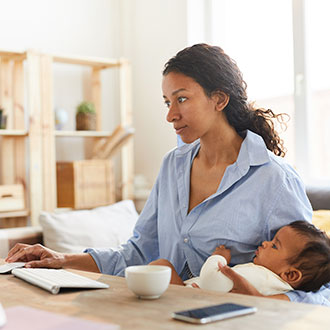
left=86, top=130, right=330, bottom=305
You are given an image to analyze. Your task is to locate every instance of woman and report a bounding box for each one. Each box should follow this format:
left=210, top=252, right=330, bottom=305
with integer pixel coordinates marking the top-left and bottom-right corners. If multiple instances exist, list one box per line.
left=7, top=44, right=324, bottom=304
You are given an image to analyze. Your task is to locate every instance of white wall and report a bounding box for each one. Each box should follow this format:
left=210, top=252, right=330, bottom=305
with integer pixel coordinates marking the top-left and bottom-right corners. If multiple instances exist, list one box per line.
left=0, top=0, right=189, bottom=189
left=0, top=0, right=121, bottom=161
left=0, top=0, right=119, bottom=57
left=120, top=0, right=189, bottom=186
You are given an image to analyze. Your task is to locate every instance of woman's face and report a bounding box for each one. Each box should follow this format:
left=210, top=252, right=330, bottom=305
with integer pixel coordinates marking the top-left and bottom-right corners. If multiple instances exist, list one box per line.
left=162, top=72, right=226, bottom=144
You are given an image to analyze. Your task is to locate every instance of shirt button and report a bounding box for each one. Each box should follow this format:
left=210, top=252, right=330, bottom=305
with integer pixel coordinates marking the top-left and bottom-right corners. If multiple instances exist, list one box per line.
left=183, top=238, right=189, bottom=243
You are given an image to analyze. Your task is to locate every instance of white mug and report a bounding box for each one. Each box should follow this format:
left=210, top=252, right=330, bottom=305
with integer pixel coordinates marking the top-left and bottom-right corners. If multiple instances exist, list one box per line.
left=125, top=265, right=171, bottom=299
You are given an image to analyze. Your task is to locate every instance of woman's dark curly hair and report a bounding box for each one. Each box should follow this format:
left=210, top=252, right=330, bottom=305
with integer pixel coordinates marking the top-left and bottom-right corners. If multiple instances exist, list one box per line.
left=163, top=43, right=287, bottom=157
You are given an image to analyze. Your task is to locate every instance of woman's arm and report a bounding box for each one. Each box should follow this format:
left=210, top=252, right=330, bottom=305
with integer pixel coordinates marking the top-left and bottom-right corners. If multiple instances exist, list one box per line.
left=6, top=182, right=161, bottom=276
left=6, top=177, right=162, bottom=276
left=220, top=263, right=330, bottom=305
left=262, top=176, right=328, bottom=304
left=6, top=243, right=100, bottom=272
left=285, top=285, right=330, bottom=306
left=219, top=263, right=289, bottom=300
left=86, top=179, right=161, bottom=276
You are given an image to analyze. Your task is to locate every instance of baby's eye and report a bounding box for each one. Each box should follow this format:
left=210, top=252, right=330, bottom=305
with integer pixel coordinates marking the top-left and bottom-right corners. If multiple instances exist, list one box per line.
left=178, top=96, right=187, bottom=103
left=272, top=243, right=277, bottom=249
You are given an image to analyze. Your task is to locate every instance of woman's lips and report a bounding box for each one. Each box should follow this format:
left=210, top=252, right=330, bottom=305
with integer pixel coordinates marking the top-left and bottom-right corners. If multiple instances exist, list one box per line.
left=175, top=126, right=187, bottom=134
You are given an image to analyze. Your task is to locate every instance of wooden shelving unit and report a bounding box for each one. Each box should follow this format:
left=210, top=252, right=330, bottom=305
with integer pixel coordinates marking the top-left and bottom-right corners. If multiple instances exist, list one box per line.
left=0, top=49, right=134, bottom=227
left=55, top=130, right=113, bottom=138
left=0, top=209, right=29, bottom=219
left=0, top=130, right=28, bottom=136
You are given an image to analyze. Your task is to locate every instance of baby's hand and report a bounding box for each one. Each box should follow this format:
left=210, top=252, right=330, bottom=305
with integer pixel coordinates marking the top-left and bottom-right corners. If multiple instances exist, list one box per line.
left=212, top=245, right=231, bottom=264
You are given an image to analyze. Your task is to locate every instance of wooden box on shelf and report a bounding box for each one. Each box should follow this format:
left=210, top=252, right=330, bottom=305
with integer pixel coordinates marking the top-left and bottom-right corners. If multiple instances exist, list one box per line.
left=0, top=184, right=25, bottom=212
left=56, top=160, right=115, bottom=209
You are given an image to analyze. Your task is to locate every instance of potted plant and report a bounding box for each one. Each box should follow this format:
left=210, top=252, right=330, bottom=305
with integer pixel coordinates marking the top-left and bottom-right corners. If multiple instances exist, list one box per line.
left=76, top=101, right=97, bottom=130
left=0, top=106, right=7, bottom=129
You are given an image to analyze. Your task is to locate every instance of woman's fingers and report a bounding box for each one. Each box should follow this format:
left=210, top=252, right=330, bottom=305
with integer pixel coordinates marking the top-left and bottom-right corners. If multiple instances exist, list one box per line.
left=6, top=244, right=45, bottom=263
left=191, top=283, right=200, bottom=288
left=6, top=243, right=29, bottom=261
left=6, top=245, right=32, bottom=262
left=218, top=262, right=262, bottom=296
left=6, top=243, right=65, bottom=269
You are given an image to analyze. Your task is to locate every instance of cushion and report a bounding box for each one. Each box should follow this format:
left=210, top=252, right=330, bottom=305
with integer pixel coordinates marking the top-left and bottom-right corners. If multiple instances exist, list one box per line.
left=39, top=200, right=139, bottom=253
left=312, top=210, right=330, bottom=237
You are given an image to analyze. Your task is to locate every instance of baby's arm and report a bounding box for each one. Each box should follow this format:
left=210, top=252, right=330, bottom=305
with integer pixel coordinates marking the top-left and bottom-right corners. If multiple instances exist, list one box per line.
left=212, top=245, right=231, bottom=264
left=149, top=258, right=184, bottom=285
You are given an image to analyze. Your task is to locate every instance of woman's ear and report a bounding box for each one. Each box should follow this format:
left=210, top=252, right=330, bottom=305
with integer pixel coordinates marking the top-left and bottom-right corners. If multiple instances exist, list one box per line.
left=211, top=91, right=230, bottom=112
left=279, top=268, right=303, bottom=287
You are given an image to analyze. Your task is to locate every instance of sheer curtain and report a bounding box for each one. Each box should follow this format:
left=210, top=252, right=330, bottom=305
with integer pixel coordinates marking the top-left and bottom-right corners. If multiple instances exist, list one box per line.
left=187, top=0, right=330, bottom=181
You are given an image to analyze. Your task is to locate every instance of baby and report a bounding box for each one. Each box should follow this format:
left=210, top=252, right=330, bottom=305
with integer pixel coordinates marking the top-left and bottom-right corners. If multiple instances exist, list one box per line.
left=151, top=221, right=330, bottom=295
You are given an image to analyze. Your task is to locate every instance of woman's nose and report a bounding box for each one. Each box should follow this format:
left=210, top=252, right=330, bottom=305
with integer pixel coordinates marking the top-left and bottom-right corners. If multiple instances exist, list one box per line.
left=166, top=104, right=180, bottom=123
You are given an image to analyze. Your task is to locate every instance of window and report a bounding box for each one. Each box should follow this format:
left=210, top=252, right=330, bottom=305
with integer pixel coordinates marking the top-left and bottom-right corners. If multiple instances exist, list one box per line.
left=305, top=0, right=330, bottom=180
left=211, top=0, right=295, bottom=165
left=188, top=0, right=330, bottom=181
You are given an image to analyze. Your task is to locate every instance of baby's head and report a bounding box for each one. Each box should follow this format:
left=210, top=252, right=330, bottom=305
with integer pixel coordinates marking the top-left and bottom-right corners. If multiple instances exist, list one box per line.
left=253, top=221, right=330, bottom=292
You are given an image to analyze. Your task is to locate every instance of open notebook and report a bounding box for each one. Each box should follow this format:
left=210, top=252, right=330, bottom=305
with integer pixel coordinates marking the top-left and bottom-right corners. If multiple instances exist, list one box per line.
left=0, top=263, right=109, bottom=294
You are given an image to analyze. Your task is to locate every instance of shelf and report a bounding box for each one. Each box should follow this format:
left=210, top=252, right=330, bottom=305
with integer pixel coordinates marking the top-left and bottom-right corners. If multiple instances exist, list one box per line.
left=0, top=50, right=120, bottom=69
left=0, top=49, right=26, bottom=61
left=0, top=129, right=28, bottom=136
left=0, top=209, right=29, bottom=218
left=55, top=130, right=112, bottom=137
left=0, top=49, right=134, bottom=228
left=52, top=54, right=121, bottom=68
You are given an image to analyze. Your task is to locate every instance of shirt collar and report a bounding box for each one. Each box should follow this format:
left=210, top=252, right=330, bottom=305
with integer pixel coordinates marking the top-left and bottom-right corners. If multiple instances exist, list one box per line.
left=174, top=130, right=271, bottom=207
left=175, top=130, right=270, bottom=167
left=235, top=130, right=270, bottom=175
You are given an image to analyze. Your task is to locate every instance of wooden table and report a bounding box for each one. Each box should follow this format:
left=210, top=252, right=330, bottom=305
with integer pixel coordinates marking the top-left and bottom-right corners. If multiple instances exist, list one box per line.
left=0, top=264, right=329, bottom=329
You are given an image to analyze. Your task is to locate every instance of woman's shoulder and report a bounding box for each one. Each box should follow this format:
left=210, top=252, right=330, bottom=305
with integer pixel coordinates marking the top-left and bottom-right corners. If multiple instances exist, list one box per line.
left=259, top=153, right=310, bottom=207
left=266, top=152, right=302, bottom=181
left=244, top=130, right=304, bottom=184
left=162, top=139, right=200, bottom=162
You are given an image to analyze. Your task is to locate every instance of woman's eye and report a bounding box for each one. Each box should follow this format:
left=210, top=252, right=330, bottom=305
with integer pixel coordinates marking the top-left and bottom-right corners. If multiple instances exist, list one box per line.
left=178, top=96, right=187, bottom=103
left=164, top=101, right=170, bottom=108
left=272, top=243, right=277, bottom=250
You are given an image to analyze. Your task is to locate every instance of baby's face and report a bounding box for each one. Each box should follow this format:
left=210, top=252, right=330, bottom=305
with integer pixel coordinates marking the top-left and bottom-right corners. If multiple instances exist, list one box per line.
left=253, top=226, right=305, bottom=276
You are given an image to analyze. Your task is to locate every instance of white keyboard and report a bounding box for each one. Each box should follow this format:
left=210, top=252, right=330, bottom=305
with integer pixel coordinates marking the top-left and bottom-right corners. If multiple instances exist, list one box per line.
left=11, top=268, right=109, bottom=294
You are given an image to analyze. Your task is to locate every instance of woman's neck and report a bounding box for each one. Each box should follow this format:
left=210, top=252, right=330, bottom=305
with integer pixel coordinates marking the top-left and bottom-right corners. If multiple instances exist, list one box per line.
left=198, top=124, right=243, bottom=168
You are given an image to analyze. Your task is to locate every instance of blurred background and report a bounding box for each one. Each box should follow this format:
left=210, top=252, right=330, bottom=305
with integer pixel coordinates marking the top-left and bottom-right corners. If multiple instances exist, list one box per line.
left=0, top=0, right=329, bottom=194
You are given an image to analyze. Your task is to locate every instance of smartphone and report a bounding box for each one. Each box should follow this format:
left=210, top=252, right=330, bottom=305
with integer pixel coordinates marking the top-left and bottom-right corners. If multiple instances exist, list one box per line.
left=172, top=303, right=257, bottom=324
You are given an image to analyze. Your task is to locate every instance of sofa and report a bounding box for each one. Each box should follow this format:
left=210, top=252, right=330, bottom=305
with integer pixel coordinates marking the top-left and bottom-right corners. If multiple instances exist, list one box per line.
left=305, top=184, right=330, bottom=237
left=0, top=200, right=139, bottom=258
left=0, top=186, right=329, bottom=258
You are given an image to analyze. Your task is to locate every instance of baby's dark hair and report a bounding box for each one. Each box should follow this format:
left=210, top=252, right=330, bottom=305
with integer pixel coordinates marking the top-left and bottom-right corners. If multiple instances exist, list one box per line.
left=286, top=221, right=330, bottom=292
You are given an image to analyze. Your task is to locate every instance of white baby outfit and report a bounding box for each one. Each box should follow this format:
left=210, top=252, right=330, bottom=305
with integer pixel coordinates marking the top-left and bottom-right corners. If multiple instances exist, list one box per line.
left=185, top=255, right=293, bottom=295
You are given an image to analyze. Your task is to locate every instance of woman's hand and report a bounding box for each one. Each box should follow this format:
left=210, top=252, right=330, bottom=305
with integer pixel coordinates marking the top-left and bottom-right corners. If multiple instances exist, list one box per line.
left=6, top=243, right=101, bottom=272
left=6, top=243, right=66, bottom=269
left=218, top=262, right=263, bottom=297
left=212, top=245, right=231, bottom=264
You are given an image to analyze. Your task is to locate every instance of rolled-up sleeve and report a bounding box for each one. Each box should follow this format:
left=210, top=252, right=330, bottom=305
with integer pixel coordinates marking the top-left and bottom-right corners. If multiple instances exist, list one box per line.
left=286, top=284, right=330, bottom=306
left=84, top=176, right=161, bottom=276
